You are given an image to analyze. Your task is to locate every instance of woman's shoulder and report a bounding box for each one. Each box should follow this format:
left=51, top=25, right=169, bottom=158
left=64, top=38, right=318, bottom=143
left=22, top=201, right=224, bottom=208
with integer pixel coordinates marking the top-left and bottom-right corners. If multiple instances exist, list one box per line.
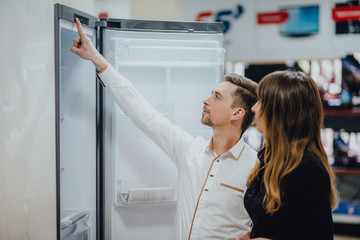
left=285, top=151, right=330, bottom=186
left=281, top=151, right=332, bottom=206
left=297, top=151, right=327, bottom=173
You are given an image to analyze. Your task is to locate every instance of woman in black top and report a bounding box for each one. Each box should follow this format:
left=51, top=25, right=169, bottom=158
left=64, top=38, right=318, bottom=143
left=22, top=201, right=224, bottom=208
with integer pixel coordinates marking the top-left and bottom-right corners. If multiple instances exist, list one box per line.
left=234, top=70, right=338, bottom=240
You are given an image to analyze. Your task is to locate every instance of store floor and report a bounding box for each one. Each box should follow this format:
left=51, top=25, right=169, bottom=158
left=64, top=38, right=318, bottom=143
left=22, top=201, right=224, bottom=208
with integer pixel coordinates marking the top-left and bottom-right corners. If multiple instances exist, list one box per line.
left=335, top=236, right=360, bottom=240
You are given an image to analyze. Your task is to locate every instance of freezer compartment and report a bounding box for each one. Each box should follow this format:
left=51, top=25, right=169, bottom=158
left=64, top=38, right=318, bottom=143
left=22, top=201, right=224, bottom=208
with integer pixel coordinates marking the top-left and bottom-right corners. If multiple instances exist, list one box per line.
left=116, top=179, right=176, bottom=205
left=61, top=211, right=91, bottom=240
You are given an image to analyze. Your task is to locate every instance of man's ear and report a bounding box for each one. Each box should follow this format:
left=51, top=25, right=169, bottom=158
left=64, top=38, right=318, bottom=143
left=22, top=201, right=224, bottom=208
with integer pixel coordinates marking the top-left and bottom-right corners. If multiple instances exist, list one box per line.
left=232, top=108, right=245, bottom=120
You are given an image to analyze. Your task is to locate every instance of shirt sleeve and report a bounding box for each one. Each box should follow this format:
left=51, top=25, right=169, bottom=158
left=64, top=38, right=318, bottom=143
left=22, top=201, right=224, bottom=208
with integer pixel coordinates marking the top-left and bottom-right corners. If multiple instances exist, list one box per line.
left=97, top=64, right=196, bottom=167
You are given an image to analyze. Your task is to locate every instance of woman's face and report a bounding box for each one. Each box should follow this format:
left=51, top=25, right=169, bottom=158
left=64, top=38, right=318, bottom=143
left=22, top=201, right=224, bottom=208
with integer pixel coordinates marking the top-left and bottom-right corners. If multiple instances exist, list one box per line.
left=251, top=101, right=265, bottom=134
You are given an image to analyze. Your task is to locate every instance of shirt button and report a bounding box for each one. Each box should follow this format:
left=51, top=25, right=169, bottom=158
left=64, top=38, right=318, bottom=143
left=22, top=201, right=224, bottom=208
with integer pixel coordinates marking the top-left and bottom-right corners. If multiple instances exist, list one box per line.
left=210, top=174, right=214, bottom=177
left=205, top=189, right=209, bottom=191
left=217, top=160, right=220, bottom=162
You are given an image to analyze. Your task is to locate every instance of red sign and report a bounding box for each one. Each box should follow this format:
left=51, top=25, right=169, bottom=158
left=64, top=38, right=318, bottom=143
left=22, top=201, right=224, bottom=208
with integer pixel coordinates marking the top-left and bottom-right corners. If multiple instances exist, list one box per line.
left=257, top=11, right=289, bottom=24
left=332, top=6, right=360, bottom=21
left=98, top=12, right=109, bottom=19
left=196, top=11, right=213, bottom=22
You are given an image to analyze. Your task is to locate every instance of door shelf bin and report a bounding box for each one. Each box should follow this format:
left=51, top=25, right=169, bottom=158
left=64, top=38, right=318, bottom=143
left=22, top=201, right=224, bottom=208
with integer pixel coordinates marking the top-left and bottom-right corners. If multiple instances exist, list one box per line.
left=61, top=211, right=91, bottom=240
left=115, top=179, right=177, bottom=206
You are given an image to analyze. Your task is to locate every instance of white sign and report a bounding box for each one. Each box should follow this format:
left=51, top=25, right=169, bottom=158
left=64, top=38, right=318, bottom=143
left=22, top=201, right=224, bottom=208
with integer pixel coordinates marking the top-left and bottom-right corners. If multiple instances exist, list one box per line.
left=183, top=0, right=360, bottom=62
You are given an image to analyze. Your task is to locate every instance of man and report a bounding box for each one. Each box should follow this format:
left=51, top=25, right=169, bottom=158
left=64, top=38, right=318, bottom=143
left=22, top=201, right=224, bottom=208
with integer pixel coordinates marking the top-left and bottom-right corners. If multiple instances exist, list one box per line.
left=71, top=18, right=258, bottom=239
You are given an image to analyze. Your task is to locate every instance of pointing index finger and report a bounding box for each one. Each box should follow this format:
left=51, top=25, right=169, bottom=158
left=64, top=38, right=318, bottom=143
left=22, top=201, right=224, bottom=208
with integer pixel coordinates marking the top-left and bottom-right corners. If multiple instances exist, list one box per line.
left=75, top=18, right=86, bottom=38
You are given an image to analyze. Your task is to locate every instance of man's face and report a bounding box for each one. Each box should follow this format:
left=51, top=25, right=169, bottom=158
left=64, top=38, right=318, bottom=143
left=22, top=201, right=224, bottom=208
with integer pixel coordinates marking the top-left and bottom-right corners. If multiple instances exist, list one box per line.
left=201, top=81, right=238, bottom=128
left=251, top=100, right=265, bottom=134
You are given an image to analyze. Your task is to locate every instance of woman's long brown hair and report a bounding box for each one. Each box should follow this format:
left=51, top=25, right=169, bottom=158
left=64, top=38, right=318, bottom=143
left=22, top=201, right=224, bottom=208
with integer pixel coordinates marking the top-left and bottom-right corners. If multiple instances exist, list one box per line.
left=247, top=70, right=338, bottom=214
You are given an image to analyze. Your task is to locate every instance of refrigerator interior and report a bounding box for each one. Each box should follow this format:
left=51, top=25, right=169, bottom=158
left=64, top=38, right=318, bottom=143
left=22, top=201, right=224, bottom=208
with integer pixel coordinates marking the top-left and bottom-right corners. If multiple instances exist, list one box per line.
left=102, top=28, right=224, bottom=239
left=58, top=19, right=97, bottom=240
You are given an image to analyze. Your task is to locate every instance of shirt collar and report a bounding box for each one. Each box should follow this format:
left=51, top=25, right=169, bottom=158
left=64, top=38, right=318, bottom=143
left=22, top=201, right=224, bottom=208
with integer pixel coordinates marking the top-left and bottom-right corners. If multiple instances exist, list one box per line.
left=205, top=136, right=245, bottom=160
left=229, top=136, right=245, bottom=160
left=205, top=138, right=213, bottom=154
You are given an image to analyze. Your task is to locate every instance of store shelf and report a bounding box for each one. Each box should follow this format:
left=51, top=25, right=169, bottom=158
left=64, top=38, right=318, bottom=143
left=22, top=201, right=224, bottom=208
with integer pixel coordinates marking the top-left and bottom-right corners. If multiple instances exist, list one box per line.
left=333, top=214, right=360, bottom=224
left=333, top=167, right=360, bottom=175
left=323, top=109, right=360, bottom=132
left=324, top=109, right=360, bottom=116
left=333, top=203, right=360, bottom=224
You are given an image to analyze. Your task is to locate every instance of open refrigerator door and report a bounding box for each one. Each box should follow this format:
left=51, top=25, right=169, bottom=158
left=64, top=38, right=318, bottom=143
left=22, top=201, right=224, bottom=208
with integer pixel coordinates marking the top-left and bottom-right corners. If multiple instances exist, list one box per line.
left=100, top=19, right=224, bottom=239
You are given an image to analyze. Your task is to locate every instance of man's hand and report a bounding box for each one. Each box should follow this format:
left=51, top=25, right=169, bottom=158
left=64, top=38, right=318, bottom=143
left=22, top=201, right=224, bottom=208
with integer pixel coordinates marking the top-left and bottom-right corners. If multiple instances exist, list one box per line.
left=71, top=18, right=108, bottom=73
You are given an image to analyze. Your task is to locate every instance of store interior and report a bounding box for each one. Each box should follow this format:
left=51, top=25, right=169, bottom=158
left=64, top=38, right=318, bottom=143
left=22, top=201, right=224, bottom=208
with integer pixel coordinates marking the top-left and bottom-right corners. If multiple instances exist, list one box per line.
left=0, top=0, right=360, bottom=239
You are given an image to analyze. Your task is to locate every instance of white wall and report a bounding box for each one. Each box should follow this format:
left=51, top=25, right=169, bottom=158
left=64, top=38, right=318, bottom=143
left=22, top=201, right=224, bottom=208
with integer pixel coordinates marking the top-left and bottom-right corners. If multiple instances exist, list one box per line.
left=0, top=0, right=93, bottom=239
left=130, top=0, right=182, bottom=20
left=0, top=1, right=56, bottom=239
left=56, top=0, right=95, bottom=15
left=94, top=0, right=130, bottom=19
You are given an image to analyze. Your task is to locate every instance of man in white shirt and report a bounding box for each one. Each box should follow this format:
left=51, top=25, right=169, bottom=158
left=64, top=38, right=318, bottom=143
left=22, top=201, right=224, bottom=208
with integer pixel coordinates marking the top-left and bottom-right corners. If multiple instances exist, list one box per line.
left=71, top=18, right=258, bottom=240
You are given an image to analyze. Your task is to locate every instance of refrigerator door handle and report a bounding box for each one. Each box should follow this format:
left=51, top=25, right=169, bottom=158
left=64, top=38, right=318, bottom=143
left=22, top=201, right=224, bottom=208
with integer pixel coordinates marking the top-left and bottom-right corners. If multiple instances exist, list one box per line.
left=74, top=13, right=90, bottom=25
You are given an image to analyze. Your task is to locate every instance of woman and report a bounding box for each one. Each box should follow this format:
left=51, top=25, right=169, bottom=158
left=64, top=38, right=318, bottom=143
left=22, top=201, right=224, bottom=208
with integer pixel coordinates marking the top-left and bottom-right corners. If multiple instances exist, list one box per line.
left=234, top=70, right=338, bottom=240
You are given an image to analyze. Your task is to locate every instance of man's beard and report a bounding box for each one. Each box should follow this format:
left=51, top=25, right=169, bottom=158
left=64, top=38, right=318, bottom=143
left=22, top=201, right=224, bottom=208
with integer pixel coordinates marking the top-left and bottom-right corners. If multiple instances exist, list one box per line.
left=201, top=115, right=213, bottom=127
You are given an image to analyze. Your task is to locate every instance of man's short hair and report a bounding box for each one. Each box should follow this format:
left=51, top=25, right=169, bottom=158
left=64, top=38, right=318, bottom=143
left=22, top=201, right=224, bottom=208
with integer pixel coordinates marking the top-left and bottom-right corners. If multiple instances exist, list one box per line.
left=224, top=74, right=258, bottom=133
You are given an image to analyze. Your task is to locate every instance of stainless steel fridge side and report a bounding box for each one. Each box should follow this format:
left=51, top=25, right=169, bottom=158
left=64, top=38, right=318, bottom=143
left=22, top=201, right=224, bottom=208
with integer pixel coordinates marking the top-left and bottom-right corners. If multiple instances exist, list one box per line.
left=97, top=24, right=111, bottom=240
left=54, top=5, right=61, bottom=240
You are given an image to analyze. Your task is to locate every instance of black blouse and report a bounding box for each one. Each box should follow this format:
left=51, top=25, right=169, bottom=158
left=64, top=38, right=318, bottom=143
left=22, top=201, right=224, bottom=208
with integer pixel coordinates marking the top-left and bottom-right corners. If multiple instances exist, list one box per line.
left=244, top=149, right=334, bottom=240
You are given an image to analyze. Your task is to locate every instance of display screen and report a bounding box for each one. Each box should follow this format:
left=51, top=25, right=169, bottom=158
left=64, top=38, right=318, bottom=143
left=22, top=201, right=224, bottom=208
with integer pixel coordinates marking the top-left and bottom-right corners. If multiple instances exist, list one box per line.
left=335, top=1, right=360, bottom=35
left=280, top=5, right=319, bottom=37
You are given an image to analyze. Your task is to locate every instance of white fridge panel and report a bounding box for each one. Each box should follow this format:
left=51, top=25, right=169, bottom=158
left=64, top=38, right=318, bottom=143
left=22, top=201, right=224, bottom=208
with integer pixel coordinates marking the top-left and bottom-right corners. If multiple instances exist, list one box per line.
left=169, top=66, right=219, bottom=138
left=114, top=114, right=178, bottom=185
left=115, top=66, right=167, bottom=106
left=112, top=65, right=177, bottom=203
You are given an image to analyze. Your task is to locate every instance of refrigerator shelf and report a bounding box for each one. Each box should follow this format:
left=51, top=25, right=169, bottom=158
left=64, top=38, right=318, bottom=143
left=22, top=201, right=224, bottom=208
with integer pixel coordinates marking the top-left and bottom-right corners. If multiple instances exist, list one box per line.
left=116, top=46, right=224, bottom=63
left=116, top=61, right=223, bottom=68
left=114, top=199, right=178, bottom=208
left=113, top=37, right=220, bottom=48
left=115, top=179, right=177, bottom=206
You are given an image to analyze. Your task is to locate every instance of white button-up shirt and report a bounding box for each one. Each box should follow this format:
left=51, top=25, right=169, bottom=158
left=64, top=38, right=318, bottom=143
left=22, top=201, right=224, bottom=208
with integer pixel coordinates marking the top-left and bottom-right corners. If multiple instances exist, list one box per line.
left=98, top=65, right=258, bottom=240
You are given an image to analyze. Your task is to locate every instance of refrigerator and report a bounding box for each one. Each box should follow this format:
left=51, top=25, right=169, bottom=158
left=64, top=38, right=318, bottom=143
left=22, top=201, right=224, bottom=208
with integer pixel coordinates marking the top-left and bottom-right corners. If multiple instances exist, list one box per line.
left=54, top=3, right=224, bottom=240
